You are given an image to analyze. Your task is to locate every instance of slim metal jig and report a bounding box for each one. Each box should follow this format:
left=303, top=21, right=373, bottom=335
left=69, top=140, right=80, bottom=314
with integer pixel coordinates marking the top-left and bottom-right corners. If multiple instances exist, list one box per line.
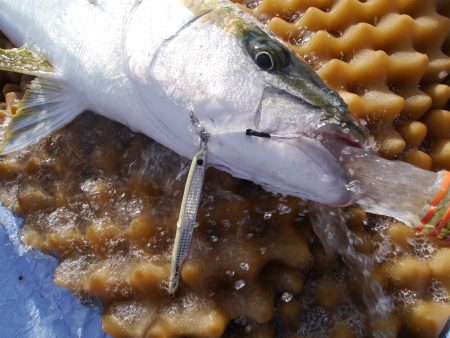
left=168, top=112, right=208, bottom=295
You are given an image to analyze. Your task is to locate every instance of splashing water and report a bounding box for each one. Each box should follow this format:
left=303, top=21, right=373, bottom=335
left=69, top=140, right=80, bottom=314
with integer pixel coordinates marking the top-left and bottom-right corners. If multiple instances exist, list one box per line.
left=305, top=140, right=450, bottom=337
left=341, top=147, right=437, bottom=227
left=309, top=203, right=395, bottom=338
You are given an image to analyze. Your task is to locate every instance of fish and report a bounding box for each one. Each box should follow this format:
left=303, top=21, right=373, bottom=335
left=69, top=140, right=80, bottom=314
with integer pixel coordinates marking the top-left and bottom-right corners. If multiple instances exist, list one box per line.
left=1, top=0, right=450, bottom=295
left=0, top=0, right=365, bottom=207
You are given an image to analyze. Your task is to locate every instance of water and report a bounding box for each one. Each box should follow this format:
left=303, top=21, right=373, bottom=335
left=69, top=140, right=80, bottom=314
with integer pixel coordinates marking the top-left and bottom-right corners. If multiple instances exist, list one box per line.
left=308, top=203, right=395, bottom=338
left=305, top=142, right=450, bottom=336
left=341, top=147, right=437, bottom=227
left=0, top=112, right=448, bottom=337
left=303, top=142, right=450, bottom=337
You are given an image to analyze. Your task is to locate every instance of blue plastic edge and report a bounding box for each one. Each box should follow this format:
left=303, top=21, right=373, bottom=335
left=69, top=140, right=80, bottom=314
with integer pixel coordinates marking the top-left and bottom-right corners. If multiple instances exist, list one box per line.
left=0, top=204, right=110, bottom=338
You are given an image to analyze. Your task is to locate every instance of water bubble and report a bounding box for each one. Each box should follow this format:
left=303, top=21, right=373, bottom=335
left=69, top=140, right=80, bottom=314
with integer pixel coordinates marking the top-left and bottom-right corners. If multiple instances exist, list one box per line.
left=394, top=289, right=417, bottom=309
left=429, top=279, right=450, bottom=302
left=281, top=292, right=293, bottom=303
left=80, top=179, right=97, bottom=193
left=408, top=236, right=437, bottom=259
left=320, top=314, right=331, bottom=326
left=277, top=203, right=292, bottom=214
left=209, top=235, right=219, bottom=243
left=234, top=279, right=246, bottom=290
left=438, top=71, right=449, bottom=80
left=240, top=262, right=250, bottom=271
left=234, top=315, right=248, bottom=326
left=226, top=270, right=235, bottom=277
left=222, top=219, right=232, bottom=229
left=243, top=0, right=262, bottom=9
left=256, top=13, right=270, bottom=24
left=263, top=211, right=272, bottom=220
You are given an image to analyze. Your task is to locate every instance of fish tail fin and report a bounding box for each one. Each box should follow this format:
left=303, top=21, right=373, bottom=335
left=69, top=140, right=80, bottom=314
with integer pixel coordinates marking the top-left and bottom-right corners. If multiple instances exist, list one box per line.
left=1, top=77, right=85, bottom=154
left=344, top=149, right=436, bottom=225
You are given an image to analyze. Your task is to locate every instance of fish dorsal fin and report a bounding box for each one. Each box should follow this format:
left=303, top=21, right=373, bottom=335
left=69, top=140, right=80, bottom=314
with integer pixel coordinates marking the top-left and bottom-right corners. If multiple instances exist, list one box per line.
left=0, top=48, right=54, bottom=77
left=1, top=78, right=85, bottom=154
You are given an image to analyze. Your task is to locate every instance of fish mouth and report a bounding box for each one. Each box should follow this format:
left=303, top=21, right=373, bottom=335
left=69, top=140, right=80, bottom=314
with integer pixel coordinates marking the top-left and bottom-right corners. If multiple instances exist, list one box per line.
left=233, top=86, right=364, bottom=206
left=254, top=86, right=364, bottom=149
left=209, top=131, right=353, bottom=206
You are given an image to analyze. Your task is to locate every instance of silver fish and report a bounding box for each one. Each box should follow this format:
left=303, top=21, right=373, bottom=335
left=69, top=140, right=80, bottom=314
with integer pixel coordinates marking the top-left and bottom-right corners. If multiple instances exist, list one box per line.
left=0, top=0, right=364, bottom=206
left=1, top=0, right=448, bottom=295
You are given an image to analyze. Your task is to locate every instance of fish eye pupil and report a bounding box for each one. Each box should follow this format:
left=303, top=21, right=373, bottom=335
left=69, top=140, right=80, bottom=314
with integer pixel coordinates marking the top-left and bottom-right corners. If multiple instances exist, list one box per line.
left=255, top=52, right=274, bottom=70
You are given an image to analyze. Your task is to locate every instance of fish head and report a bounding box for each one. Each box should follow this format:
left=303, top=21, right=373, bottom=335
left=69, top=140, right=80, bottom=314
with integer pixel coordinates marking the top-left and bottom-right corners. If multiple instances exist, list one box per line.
left=125, top=0, right=366, bottom=206
left=243, top=28, right=366, bottom=147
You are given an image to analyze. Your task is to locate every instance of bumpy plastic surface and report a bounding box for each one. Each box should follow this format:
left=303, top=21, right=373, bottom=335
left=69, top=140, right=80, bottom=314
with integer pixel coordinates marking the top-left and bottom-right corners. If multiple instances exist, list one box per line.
left=0, top=204, right=109, bottom=338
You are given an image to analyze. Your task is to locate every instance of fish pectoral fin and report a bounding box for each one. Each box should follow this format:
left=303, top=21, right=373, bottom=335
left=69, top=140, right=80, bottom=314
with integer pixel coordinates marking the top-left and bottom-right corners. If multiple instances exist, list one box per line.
left=0, top=48, right=55, bottom=77
left=1, top=77, right=85, bottom=154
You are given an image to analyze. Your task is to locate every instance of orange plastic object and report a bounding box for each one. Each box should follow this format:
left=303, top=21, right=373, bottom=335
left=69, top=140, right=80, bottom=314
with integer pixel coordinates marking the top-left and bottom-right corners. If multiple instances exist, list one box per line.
left=430, top=171, right=450, bottom=206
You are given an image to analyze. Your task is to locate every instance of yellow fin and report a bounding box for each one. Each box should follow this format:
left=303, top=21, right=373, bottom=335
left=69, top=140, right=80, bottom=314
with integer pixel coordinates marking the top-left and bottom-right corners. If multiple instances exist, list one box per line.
left=0, top=48, right=54, bottom=77
left=1, top=78, right=84, bottom=154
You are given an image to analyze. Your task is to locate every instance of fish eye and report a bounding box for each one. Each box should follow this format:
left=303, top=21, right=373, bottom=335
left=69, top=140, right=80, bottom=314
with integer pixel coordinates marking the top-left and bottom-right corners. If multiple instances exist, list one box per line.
left=255, top=51, right=274, bottom=70
left=246, top=37, right=290, bottom=71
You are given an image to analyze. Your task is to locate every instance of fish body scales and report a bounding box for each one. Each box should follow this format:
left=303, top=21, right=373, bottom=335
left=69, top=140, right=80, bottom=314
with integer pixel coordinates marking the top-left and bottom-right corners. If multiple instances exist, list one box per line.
left=0, top=0, right=363, bottom=206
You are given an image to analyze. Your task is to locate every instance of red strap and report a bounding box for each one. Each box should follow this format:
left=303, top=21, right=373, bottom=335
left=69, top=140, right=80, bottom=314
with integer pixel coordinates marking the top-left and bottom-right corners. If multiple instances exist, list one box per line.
left=420, top=205, right=436, bottom=225
left=430, top=171, right=450, bottom=206
left=433, top=204, right=450, bottom=237
left=417, top=171, right=450, bottom=240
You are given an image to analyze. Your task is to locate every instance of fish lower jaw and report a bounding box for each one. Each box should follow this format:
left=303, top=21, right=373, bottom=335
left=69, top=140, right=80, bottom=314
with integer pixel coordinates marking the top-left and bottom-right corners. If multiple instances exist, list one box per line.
left=208, top=140, right=353, bottom=207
